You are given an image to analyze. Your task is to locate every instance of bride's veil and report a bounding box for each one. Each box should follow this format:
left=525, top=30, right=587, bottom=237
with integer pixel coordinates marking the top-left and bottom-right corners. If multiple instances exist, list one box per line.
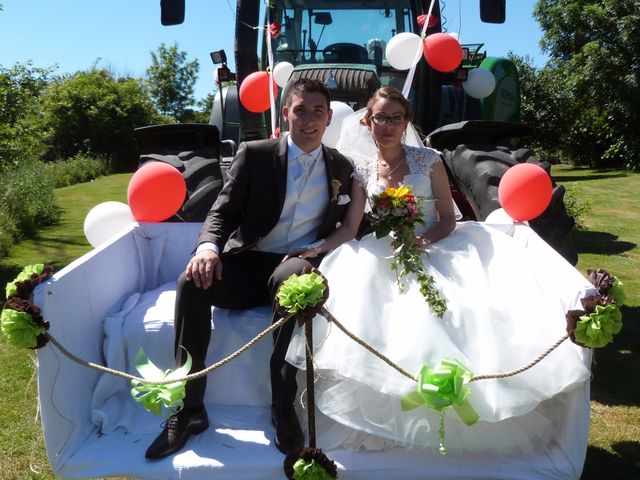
left=335, top=108, right=425, bottom=164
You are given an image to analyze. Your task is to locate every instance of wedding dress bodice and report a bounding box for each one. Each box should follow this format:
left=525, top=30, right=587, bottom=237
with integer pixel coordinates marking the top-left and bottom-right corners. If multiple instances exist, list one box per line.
left=353, top=145, right=441, bottom=233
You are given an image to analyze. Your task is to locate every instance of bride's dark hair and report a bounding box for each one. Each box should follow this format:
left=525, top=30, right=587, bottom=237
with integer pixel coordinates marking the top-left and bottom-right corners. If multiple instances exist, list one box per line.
left=364, top=86, right=412, bottom=122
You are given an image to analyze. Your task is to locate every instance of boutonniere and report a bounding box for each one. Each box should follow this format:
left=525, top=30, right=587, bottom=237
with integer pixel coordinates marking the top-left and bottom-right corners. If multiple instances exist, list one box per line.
left=330, top=179, right=341, bottom=202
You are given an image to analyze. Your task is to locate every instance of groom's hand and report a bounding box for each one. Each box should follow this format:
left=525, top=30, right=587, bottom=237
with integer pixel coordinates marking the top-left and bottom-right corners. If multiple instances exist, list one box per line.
left=185, top=250, right=222, bottom=289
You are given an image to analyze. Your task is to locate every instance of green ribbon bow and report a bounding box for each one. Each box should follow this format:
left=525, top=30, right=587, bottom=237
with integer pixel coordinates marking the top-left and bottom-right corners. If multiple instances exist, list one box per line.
left=401, top=359, right=479, bottom=426
left=574, top=303, right=623, bottom=348
left=5, top=264, right=44, bottom=298
left=293, top=459, right=334, bottom=480
left=608, top=277, right=626, bottom=305
left=277, top=272, right=326, bottom=314
left=130, top=348, right=192, bottom=416
left=0, top=308, right=46, bottom=349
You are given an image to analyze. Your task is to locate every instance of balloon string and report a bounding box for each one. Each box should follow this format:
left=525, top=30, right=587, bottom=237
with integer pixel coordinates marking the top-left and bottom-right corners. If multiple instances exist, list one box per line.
left=402, top=0, right=436, bottom=98
left=266, top=26, right=277, bottom=137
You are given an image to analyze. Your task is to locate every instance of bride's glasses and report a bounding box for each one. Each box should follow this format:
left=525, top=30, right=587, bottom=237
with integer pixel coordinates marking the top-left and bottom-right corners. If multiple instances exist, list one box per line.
left=370, top=114, right=406, bottom=126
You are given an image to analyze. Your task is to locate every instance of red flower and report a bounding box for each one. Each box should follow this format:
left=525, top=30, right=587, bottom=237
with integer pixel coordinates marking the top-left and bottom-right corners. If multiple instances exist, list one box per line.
left=378, top=195, right=392, bottom=210
left=267, top=22, right=281, bottom=38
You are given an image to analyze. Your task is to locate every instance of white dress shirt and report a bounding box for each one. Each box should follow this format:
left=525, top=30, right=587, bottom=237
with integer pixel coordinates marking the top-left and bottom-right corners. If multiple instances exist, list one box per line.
left=197, top=135, right=329, bottom=255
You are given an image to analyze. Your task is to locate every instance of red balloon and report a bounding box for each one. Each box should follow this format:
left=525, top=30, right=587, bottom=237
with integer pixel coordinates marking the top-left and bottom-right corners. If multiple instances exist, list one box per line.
left=423, top=33, right=463, bottom=72
left=127, top=162, right=186, bottom=222
left=239, top=71, right=279, bottom=113
left=498, top=163, right=553, bottom=221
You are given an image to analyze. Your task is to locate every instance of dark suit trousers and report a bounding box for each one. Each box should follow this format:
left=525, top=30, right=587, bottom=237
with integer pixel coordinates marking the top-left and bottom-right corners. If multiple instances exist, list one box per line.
left=174, top=251, right=321, bottom=409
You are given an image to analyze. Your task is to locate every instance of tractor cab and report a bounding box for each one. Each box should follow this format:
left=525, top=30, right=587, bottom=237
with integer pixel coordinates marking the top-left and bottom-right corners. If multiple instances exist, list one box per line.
left=212, top=0, right=519, bottom=149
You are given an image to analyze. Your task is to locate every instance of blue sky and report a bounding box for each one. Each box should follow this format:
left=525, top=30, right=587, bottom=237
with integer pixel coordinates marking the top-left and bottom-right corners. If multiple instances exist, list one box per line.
left=0, top=0, right=548, bottom=102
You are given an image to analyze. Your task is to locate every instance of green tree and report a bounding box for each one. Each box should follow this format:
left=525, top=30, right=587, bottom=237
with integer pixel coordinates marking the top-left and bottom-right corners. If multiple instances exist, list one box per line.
left=0, top=62, right=55, bottom=169
left=145, top=42, right=199, bottom=122
left=178, top=92, right=214, bottom=123
left=508, top=53, right=567, bottom=161
left=38, top=69, right=162, bottom=171
left=534, top=0, right=640, bottom=169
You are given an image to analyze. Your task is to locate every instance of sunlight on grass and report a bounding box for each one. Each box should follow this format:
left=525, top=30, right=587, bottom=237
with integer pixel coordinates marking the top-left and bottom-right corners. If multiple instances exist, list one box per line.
left=552, top=165, right=640, bottom=479
left=0, top=174, right=131, bottom=480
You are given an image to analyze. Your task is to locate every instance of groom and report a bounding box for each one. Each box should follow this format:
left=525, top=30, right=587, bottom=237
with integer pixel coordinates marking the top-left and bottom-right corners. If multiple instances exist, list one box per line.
left=145, top=78, right=354, bottom=459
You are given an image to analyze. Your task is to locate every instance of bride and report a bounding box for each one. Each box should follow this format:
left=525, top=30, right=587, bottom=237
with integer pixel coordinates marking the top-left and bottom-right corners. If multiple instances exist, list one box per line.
left=287, top=86, right=596, bottom=454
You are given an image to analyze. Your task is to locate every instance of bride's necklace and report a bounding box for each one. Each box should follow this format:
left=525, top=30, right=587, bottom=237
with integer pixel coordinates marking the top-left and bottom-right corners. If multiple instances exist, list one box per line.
left=378, top=153, right=405, bottom=181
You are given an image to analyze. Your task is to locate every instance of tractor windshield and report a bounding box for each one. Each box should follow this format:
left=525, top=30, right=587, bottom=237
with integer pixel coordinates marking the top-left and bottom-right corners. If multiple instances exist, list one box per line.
left=270, top=0, right=415, bottom=67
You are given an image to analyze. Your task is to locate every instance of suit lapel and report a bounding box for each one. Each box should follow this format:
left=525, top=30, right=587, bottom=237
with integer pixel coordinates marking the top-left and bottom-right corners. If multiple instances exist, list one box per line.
left=319, top=145, right=338, bottom=235
left=274, top=136, right=289, bottom=212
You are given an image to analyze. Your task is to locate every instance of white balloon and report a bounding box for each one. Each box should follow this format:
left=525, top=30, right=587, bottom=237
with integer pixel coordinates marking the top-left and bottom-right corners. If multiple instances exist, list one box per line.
left=273, top=62, right=294, bottom=88
left=385, top=32, right=423, bottom=70
left=83, top=201, right=136, bottom=248
left=463, top=68, right=496, bottom=99
left=323, top=101, right=355, bottom=148
left=449, top=32, right=460, bottom=41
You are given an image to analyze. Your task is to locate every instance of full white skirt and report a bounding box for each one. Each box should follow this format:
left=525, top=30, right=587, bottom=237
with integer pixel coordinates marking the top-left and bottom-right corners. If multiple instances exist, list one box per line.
left=287, top=222, right=594, bottom=454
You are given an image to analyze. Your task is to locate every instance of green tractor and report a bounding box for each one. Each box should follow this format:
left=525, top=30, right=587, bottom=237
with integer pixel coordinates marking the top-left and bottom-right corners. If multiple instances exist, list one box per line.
left=159, top=0, right=576, bottom=264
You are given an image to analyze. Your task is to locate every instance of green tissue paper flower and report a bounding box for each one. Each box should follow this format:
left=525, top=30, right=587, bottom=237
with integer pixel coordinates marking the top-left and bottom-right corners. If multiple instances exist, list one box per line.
left=277, top=272, right=326, bottom=314
left=293, top=459, right=334, bottom=480
left=608, top=277, right=626, bottom=305
left=5, top=264, right=44, bottom=298
left=0, top=308, right=46, bottom=349
left=575, top=304, right=623, bottom=348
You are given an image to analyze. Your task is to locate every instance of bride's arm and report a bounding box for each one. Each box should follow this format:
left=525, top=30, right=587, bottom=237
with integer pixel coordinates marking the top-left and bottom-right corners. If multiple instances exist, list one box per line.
left=418, top=160, right=457, bottom=246
left=296, top=180, right=366, bottom=259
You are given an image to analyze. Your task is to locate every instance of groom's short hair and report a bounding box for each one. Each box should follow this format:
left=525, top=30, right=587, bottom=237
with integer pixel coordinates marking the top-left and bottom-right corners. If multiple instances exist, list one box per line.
left=285, top=78, right=331, bottom=109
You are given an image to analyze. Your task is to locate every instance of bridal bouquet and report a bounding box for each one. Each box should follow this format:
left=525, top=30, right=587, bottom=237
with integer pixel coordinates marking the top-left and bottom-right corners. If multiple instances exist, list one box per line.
left=370, top=185, right=448, bottom=318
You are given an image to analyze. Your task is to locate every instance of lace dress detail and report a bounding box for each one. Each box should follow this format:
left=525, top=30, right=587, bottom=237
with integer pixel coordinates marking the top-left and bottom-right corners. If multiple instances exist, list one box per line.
left=354, top=145, right=441, bottom=233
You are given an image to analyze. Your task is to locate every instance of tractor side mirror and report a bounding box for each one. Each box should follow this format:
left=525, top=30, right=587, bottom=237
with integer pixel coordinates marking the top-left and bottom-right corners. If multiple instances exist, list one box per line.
left=161, top=0, right=185, bottom=26
left=479, top=0, right=505, bottom=24
left=314, top=12, right=333, bottom=26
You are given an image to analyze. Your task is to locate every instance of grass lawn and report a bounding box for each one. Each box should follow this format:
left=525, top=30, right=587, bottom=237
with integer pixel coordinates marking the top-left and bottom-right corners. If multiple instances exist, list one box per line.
left=0, top=166, right=638, bottom=479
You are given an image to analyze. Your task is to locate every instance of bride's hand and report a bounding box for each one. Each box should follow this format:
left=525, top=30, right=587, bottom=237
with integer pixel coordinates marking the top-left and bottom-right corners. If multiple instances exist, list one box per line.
left=282, top=247, right=321, bottom=262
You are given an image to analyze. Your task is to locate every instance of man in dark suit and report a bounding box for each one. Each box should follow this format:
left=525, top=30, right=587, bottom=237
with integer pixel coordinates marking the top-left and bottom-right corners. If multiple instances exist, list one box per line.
left=146, top=78, right=363, bottom=459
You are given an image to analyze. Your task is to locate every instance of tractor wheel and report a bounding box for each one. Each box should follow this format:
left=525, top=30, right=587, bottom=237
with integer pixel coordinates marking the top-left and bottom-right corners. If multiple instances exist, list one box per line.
left=442, top=144, right=577, bottom=265
left=140, top=150, right=223, bottom=222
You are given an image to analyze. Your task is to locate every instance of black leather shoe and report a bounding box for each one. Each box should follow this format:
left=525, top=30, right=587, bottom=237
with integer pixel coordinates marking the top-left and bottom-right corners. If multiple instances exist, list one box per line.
left=271, top=406, right=304, bottom=455
left=145, top=407, right=209, bottom=460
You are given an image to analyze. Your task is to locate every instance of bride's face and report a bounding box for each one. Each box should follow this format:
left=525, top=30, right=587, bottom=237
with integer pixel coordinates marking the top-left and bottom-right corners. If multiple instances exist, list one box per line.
left=367, top=98, right=409, bottom=148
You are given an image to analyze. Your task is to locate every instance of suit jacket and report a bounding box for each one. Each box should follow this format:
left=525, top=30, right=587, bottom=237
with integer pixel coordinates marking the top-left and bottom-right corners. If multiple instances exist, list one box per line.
left=197, top=136, right=354, bottom=255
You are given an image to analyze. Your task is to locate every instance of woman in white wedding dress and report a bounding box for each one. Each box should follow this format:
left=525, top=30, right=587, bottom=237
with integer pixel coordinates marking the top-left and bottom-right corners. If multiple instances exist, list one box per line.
left=287, top=87, right=596, bottom=454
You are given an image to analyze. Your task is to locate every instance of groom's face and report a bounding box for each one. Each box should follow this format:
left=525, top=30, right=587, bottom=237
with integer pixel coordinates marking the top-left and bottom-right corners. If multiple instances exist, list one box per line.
left=282, top=91, right=333, bottom=152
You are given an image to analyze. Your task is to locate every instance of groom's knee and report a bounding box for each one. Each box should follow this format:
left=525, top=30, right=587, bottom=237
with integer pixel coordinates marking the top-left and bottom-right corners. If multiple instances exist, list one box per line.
left=269, top=257, right=313, bottom=294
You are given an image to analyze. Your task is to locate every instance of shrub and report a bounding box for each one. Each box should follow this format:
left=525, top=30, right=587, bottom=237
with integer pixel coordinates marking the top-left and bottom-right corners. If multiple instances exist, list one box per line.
left=38, top=69, right=164, bottom=172
left=0, top=161, right=59, bottom=239
left=0, top=62, right=54, bottom=170
left=0, top=210, right=18, bottom=258
left=45, top=154, right=111, bottom=188
left=563, top=183, right=592, bottom=231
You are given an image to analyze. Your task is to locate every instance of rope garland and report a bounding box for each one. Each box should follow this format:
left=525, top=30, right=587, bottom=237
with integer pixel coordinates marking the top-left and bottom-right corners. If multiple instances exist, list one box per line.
left=468, top=333, right=570, bottom=382
left=45, top=307, right=570, bottom=386
left=320, top=307, right=571, bottom=383
left=44, top=314, right=293, bottom=385
left=319, top=308, right=416, bottom=381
